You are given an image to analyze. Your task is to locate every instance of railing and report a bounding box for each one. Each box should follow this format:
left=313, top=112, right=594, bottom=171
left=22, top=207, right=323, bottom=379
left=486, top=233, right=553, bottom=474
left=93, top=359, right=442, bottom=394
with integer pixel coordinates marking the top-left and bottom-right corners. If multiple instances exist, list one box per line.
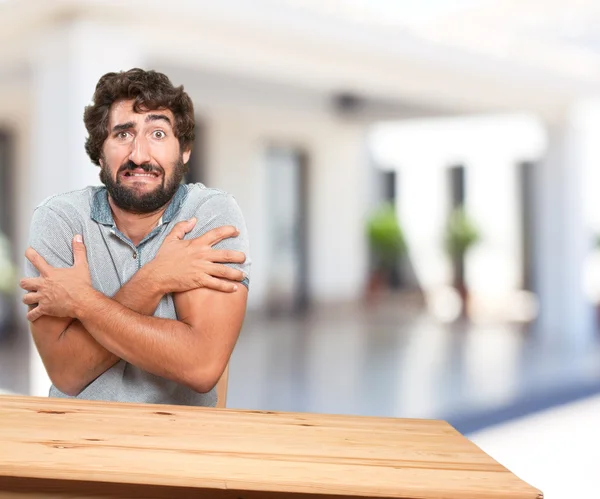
left=0, top=395, right=542, bottom=498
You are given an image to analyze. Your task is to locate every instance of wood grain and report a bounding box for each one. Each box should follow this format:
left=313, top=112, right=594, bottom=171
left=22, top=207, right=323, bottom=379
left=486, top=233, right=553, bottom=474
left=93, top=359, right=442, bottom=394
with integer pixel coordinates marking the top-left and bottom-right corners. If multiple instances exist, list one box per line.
left=0, top=395, right=542, bottom=498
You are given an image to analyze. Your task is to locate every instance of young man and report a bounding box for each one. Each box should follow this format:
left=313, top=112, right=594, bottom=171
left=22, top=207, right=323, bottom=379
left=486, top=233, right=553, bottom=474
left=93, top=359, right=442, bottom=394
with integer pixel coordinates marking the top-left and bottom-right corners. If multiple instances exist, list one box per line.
left=20, top=68, right=250, bottom=407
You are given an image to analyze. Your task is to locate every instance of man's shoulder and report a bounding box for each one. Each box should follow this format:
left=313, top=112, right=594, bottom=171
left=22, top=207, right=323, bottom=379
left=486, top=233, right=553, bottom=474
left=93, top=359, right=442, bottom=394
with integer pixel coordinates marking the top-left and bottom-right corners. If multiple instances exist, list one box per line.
left=182, top=183, right=232, bottom=204
left=180, top=183, right=241, bottom=215
left=35, top=186, right=100, bottom=218
left=175, top=184, right=246, bottom=233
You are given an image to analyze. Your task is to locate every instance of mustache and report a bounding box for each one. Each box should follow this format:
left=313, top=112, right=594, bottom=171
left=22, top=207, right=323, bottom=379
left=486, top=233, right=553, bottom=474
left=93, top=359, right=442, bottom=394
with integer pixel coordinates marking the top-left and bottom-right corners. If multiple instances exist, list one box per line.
left=118, top=161, right=164, bottom=175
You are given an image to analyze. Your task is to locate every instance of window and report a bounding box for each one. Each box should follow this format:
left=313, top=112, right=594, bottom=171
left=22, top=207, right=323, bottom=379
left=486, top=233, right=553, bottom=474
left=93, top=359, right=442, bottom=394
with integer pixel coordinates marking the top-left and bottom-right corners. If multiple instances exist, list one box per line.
left=265, top=145, right=309, bottom=315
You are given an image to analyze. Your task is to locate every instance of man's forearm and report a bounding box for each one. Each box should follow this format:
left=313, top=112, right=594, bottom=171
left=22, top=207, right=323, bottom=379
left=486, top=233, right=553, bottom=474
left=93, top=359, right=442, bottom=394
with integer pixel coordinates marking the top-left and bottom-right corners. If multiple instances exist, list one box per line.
left=62, top=264, right=166, bottom=368
left=74, top=290, right=203, bottom=391
left=31, top=264, right=166, bottom=395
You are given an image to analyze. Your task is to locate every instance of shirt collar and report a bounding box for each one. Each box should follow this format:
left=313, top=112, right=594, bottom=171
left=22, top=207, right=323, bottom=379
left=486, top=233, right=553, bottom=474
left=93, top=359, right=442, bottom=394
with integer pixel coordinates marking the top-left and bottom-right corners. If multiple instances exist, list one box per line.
left=91, top=184, right=187, bottom=226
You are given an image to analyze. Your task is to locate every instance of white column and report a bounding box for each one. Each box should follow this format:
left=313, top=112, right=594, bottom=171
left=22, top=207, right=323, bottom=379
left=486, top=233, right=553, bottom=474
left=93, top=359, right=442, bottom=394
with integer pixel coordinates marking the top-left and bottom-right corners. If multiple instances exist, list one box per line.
left=308, top=123, right=369, bottom=303
left=397, top=159, right=451, bottom=292
left=25, top=19, right=142, bottom=396
left=533, top=108, right=596, bottom=350
left=465, top=154, right=522, bottom=302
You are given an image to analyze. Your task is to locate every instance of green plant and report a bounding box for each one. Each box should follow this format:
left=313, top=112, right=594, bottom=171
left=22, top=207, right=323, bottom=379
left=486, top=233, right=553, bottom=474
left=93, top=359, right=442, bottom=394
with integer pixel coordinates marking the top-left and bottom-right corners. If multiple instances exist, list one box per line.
left=444, top=207, right=480, bottom=258
left=366, top=203, right=406, bottom=271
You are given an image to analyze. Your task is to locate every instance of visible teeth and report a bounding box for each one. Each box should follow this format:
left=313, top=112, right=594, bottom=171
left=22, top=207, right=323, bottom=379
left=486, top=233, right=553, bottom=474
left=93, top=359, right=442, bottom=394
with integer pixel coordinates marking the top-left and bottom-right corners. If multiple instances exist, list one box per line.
left=129, top=173, right=154, bottom=177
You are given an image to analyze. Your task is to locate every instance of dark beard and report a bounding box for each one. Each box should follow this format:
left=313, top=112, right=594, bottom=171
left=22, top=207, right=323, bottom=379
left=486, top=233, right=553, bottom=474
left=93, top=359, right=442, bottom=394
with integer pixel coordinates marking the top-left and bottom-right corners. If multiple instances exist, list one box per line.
left=99, top=158, right=188, bottom=214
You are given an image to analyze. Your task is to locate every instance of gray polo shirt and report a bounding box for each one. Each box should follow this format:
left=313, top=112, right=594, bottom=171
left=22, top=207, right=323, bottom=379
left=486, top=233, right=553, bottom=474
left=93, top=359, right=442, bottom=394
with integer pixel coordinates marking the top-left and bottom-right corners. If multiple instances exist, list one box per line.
left=25, top=183, right=251, bottom=406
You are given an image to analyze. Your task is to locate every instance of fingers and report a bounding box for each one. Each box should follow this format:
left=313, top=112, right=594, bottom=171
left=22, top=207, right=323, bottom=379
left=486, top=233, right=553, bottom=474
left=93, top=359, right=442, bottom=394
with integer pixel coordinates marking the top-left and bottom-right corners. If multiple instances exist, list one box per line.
left=22, top=292, right=40, bottom=306
left=27, top=305, right=44, bottom=322
left=166, top=218, right=197, bottom=241
left=210, top=249, right=246, bottom=264
left=208, top=263, right=245, bottom=282
left=72, top=235, right=89, bottom=267
left=24, top=247, right=51, bottom=276
left=202, top=276, right=240, bottom=293
left=20, top=277, right=43, bottom=292
left=198, top=226, right=240, bottom=247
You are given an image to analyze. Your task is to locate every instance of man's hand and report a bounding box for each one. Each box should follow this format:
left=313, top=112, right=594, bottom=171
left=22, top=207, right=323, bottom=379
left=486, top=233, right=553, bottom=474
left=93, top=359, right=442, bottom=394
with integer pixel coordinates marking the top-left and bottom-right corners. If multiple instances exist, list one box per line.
left=150, top=218, right=247, bottom=294
left=21, top=235, right=93, bottom=322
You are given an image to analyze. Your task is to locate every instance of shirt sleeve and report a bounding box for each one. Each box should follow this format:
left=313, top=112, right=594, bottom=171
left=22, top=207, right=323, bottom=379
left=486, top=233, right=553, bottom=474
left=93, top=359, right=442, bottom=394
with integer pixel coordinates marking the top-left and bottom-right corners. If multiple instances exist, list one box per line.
left=185, top=193, right=251, bottom=289
left=25, top=206, right=76, bottom=279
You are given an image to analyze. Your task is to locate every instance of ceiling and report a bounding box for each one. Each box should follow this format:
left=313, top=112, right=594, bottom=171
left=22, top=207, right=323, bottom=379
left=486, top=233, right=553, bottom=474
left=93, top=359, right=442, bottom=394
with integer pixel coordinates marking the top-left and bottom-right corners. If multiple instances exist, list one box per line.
left=1, top=0, right=600, bottom=120
left=275, top=0, right=600, bottom=81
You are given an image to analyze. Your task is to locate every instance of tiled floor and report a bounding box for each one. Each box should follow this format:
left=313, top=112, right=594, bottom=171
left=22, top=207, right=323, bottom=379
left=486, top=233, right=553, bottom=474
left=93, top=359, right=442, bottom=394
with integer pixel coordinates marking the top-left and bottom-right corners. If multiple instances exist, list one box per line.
left=2, top=293, right=600, bottom=435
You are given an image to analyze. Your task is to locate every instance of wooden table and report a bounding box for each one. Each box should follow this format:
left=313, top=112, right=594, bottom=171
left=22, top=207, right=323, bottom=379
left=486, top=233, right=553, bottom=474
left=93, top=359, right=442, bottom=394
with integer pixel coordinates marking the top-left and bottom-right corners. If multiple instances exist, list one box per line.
left=0, top=395, right=542, bottom=499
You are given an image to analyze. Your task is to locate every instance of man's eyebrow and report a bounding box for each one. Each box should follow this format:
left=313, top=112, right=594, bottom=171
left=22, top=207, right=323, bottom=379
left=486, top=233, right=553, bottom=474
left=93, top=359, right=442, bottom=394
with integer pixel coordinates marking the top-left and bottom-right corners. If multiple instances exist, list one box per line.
left=146, top=114, right=172, bottom=126
left=112, top=121, right=136, bottom=133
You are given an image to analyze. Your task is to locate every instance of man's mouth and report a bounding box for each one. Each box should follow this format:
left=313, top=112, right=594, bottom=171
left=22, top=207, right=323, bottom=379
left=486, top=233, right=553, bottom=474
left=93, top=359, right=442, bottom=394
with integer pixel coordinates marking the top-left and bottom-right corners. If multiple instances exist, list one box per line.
left=120, top=168, right=162, bottom=180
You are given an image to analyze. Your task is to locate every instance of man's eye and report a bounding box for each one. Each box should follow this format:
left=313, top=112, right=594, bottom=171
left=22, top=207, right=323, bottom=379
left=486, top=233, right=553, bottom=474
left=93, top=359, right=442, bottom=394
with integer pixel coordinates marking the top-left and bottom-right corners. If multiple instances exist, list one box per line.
left=117, top=132, right=130, bottom=140
left=153, top=130, right=165, bottom=139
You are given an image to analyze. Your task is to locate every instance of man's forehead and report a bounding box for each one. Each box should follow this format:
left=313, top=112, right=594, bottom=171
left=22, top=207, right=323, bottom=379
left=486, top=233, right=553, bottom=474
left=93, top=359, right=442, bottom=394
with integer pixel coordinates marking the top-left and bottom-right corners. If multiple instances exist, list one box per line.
left=108, top=99, right=175, bottom=126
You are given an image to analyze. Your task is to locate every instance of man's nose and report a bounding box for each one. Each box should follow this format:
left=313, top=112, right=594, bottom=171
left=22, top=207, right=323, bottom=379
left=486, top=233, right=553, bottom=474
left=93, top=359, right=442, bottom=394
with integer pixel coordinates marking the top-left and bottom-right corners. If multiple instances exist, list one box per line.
left=129, top=135, right=151, bottom=164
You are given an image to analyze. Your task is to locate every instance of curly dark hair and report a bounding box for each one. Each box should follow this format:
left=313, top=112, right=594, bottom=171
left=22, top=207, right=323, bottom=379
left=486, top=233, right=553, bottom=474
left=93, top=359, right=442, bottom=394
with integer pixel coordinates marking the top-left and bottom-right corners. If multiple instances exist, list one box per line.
left=83, top=68, right=195, bottom=166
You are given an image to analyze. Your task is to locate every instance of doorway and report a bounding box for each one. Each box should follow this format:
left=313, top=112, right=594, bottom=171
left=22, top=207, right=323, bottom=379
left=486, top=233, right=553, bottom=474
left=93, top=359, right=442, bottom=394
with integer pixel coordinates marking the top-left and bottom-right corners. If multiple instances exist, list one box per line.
left=265, top=146, right=309, bottom=315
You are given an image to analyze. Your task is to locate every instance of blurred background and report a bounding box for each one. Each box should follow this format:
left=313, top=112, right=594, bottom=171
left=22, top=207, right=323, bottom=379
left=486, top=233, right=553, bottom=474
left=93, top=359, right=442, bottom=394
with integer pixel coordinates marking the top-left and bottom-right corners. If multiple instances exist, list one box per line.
left=1, top=0, right=599, bottom=496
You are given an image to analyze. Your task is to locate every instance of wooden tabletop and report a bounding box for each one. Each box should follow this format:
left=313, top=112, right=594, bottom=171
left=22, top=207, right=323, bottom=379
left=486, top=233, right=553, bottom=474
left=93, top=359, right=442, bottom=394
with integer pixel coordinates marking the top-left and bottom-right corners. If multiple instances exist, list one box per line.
left=0, top=395, right=542, bottom=499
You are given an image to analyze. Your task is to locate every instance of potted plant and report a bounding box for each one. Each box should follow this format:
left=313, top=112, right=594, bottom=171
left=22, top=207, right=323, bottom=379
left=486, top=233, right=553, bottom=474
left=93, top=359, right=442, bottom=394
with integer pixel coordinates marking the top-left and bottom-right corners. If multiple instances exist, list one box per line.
left=444, top=207, right=480, bottom=314
left=366, top=202, right=407, bottom=298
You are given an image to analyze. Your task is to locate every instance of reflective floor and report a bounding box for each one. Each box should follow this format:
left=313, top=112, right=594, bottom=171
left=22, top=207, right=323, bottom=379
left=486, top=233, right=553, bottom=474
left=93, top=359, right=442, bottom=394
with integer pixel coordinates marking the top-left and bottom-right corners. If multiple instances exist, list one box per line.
left=227, top=295, right=600, bottom=433
left=0, top=320, right=30, bottom=396
left=2, top=293, right=600, bottom=435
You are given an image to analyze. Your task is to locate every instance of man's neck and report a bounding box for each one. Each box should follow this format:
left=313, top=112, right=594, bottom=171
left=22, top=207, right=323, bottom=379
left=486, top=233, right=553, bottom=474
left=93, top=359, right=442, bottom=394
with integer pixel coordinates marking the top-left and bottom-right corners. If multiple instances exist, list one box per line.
left=108, top=197, right=167, bottom=246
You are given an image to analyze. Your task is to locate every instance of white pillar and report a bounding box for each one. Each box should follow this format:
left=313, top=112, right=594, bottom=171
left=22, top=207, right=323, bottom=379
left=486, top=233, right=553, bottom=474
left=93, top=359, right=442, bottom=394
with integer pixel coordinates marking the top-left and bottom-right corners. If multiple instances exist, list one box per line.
left=308, top=123, right=369, bottom=303
left=465, top=154, right=522, bottom=301
left=26, top=19, right=142, bottom=396
left=397, top=159, right=451, bottom=292
left=533, top=108, right=596, bottom=350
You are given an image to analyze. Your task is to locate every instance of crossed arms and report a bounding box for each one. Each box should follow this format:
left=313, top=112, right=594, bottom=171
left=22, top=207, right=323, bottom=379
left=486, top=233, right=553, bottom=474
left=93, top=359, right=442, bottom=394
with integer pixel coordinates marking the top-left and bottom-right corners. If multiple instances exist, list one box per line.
left=21, top=217, right=249, bottom=397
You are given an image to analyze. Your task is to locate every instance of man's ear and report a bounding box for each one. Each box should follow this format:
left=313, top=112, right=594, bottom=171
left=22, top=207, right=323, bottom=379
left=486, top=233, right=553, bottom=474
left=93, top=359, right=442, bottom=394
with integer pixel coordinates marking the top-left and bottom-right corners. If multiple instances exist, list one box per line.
left=182, top=149, right=191, bottom=165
